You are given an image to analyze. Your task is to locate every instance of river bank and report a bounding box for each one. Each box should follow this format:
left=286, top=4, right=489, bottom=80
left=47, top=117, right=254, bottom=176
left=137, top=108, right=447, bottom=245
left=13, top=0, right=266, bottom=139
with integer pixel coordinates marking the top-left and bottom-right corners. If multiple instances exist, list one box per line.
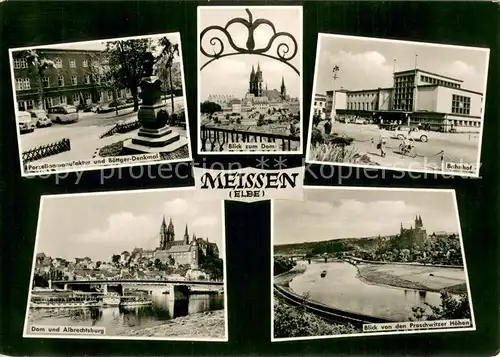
left=356, top=263, right=467, bottom=294
left=274, top=263, right=307, bottom=287
left=117, top=309, right=225, bottom=339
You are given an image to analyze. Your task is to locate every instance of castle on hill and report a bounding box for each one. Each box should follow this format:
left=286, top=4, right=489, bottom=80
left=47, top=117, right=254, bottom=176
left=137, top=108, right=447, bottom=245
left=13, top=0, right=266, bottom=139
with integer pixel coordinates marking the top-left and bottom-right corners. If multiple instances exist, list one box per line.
left=392, top=214, right=428, bottom=249
left=154, top=216, right=219, bottom=269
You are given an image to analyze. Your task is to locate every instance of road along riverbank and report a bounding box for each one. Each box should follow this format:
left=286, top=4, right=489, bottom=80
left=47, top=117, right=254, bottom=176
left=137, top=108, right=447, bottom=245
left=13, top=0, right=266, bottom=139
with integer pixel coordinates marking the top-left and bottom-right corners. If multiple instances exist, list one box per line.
left=355, top=263, right=467, bottom=294
left=274, top=263, right=308, bottom=287
left=118, top=309, right=225, bottom=338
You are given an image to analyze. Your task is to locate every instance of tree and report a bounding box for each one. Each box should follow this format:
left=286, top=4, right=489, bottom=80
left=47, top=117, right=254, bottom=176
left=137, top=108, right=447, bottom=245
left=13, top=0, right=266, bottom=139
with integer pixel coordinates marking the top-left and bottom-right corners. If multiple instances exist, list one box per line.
left=200, top=256, right=223, bottom=281
left=200, top=101, right=222, bottom=115
left=105, top=38, right=154, bottom=112
left=156, top=36, right=180, bottom=113
left=13, top=50, right=55, bottom=109
left=257, top=114, right=265, bottom=126
left=111, top=254, right=121, bottom=266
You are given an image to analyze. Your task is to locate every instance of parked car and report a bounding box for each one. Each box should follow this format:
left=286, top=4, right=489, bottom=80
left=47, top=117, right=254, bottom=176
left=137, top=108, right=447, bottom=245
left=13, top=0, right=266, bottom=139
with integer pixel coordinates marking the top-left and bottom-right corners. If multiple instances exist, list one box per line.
left=18, top=111, right=37, bottom=133
left=47, top=105, right=79, bottom=123
left=29, top=109, right=52, bottom=127
left=354, top=118, right=368, bottom=125
left=393, top=126, right=429, bottom=142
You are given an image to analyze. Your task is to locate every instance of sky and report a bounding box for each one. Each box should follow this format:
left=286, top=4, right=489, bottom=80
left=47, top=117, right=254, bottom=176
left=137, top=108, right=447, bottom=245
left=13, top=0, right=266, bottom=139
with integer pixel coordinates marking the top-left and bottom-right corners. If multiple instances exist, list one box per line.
left=35, top=190, right=224, bottom=262
left=25, top=33, right=182, bottom=63
left=314, top=34, right=489, bottom=95
left=198, top=7, right=301, bottom=100
left=274, top=189, right=461, bottom=245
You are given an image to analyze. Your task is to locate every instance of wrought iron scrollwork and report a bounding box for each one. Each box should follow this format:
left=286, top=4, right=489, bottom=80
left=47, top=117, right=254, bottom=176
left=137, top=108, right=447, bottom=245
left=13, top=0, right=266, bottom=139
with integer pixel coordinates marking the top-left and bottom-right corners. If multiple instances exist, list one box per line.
left=200, top=8, right=299, bottom=75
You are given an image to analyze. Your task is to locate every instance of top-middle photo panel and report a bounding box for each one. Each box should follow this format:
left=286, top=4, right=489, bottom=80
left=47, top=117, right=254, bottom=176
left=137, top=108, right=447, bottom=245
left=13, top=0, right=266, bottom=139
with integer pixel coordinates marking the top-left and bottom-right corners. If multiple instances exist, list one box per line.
left=197, top=6, right=303, bottom=155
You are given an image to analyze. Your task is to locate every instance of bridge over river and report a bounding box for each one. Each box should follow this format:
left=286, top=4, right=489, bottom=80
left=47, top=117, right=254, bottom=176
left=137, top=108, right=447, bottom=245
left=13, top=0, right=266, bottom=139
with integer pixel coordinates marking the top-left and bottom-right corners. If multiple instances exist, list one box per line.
left=49, top=279, right=223, bottom=297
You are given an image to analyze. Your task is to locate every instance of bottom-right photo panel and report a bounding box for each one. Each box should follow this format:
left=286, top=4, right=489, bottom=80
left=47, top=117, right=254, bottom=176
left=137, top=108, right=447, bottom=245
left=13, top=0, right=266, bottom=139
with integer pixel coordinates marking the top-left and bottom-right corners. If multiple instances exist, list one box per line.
left=271, top=187, right=475, bottom=341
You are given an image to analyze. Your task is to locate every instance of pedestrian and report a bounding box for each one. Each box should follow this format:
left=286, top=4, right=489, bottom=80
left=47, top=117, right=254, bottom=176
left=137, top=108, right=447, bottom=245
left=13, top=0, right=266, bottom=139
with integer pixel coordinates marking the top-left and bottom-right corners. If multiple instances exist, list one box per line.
left=377, top=130, right=388, bottom=157
left=324, top=120, right=332, bottom=135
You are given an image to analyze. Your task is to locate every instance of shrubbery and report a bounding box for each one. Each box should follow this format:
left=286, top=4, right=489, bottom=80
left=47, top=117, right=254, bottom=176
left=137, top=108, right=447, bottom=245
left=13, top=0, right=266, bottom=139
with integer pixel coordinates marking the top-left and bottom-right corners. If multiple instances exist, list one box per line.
left=412, top=292, right=471, bottom=321
left=274, top=297, right=357, bottom=338
left=274, top=257, right=296, bottom=276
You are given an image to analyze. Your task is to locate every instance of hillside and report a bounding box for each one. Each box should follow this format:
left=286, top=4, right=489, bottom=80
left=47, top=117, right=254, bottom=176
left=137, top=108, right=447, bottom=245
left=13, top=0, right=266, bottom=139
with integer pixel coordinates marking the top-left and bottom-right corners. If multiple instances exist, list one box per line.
left=274, top=235, right=397, bottom=256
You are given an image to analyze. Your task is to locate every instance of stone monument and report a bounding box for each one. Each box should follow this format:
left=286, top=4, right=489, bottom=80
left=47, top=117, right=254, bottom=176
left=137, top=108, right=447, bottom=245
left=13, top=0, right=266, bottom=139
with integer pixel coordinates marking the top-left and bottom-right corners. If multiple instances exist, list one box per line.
left=123, top=52, right=188, bottom=155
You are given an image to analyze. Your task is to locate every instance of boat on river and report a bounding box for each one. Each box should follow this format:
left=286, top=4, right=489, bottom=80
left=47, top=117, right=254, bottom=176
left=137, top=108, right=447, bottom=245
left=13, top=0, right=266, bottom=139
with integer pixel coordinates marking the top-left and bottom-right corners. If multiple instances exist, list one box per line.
left=320, top=270, right=327, bottom=278
left=119, top=296, right=152, bottom=307
left=102, top=296, right=121, bottom=306
left=30, top=295, right=102, bottom=308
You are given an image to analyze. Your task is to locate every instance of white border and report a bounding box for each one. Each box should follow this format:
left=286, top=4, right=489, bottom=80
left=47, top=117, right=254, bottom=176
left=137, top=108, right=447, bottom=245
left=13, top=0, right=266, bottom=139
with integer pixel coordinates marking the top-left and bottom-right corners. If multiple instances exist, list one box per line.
left=22, top=186, right=228, bottom=342
left=196, top=5, right=304, bottom=155
left=305, top=33, right=491, bottom=178
left=9, top=32, right=194, bottom=178
left=271, top=186, right=476, bottom=341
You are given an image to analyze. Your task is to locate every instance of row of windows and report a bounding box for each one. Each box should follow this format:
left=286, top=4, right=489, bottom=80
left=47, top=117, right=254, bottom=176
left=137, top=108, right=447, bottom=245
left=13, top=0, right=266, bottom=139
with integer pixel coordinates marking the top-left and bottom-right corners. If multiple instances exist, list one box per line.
left=347, top=102, right=375, bottom=111
left=347, top=93, right=376, bottom=99
left=17, top=88, right=132, bottom=112
left=314, top=101, right=325, bottom=107
left=451, top=94, right=471, bottom=115
left=420, top=75, right=460, bottom=89
left=13, top=57, right=89, bottom=69
left=16, top=75, right=94, bottom=91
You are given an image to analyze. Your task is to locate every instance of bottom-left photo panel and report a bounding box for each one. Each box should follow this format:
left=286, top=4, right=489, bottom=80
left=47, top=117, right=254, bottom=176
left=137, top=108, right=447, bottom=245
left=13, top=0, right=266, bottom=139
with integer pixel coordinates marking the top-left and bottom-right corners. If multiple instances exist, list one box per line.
left=23, top=187, right=227, bottom=342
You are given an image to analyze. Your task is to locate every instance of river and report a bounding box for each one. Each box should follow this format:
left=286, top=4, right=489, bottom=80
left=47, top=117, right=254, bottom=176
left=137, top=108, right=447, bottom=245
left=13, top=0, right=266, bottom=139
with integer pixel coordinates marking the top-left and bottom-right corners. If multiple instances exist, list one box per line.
left=288, top=261, right=442, bottom=321
left=27, top=291, right=224, bottom=336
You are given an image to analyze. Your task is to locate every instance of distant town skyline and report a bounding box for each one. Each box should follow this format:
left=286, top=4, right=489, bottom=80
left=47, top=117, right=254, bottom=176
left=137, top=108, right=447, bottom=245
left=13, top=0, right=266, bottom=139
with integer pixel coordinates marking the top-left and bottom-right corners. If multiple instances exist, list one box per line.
left=35, top=190, right=223, bottom=261
left=274, top=189, right=461, bottom=245
left=314, top=34, right=489, bottom=95
left=199, top=7, right=301, bottom=100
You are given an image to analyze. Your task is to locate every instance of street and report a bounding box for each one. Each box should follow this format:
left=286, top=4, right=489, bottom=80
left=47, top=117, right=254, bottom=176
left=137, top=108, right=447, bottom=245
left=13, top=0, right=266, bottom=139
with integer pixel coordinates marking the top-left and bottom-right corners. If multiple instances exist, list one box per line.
left=319, top=122, right=481, bottom=173
left=19, top=97, right=187, bottom=167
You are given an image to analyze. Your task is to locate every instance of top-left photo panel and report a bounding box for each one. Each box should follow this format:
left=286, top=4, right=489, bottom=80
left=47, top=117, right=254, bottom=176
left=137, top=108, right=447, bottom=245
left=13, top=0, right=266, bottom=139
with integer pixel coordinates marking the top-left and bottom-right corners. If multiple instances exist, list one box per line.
left=9, top=32, right=193, bottom=177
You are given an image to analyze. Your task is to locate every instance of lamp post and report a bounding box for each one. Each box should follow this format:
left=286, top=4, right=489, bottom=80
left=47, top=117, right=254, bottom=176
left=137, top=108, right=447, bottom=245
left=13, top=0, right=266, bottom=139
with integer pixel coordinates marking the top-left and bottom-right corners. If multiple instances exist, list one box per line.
left=329, top=65, right=340, bottom=135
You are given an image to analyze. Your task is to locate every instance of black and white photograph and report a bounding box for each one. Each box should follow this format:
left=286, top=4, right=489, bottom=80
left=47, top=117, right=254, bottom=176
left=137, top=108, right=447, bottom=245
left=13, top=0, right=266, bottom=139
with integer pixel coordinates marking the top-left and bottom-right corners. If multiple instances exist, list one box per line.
left=198, top=6, right=302, bottom=154
left=272, top=187, right=475, bottom=341
left=23, top=188, right=227, bottom=341
left=306, top=34, right=490, bottom=177
left=10, top=33, right=192, bottom=176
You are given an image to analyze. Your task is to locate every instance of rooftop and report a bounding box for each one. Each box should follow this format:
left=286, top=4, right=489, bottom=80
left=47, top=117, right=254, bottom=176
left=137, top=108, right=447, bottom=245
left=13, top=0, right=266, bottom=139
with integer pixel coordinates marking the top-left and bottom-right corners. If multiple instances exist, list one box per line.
left=394, top=68, right=464, bottom=83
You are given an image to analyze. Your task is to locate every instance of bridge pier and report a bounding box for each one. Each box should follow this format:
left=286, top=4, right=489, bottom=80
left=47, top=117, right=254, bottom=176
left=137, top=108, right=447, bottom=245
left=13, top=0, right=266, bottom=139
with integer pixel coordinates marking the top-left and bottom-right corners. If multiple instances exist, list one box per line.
left=102, top=284, right=108, bottom=295
left=64, top=283, right=68, bottom=291
left=168, top=284, right=190, bottom=299
left=48, top=279, right=52, bottom=290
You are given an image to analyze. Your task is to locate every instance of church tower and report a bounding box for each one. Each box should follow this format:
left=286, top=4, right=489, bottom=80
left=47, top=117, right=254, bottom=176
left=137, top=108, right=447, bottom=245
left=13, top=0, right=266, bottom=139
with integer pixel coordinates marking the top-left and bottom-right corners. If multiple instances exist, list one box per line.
left=159, top=216, right=168, bottom=249
left=415, top=214, right=423, bottom=229
left=256, top=63, right=263, bottom=97
left=249, top=65, right=256, bottom=96
left=166, top=218, right=175, bottom=244
left=280, top=76, right=287, bottom=99
left=183, top=224, right=189, bottom=245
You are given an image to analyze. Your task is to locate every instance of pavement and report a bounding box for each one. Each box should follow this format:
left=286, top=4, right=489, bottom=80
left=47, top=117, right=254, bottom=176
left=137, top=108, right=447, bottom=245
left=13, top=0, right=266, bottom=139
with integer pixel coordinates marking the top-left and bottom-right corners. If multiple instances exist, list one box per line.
left=317, top=122, right=481, bottom=173
left=20, top=97, right=187, bottom=168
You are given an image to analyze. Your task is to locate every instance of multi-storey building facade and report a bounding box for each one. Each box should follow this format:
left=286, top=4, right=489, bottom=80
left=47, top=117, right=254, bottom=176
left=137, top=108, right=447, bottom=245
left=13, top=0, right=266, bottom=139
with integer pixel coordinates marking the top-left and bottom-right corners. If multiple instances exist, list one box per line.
left=313, top=93, right=326, bottom=116
left=322, top=68, right=484, bottom=132
left=12, top=48, right=132, bottom=112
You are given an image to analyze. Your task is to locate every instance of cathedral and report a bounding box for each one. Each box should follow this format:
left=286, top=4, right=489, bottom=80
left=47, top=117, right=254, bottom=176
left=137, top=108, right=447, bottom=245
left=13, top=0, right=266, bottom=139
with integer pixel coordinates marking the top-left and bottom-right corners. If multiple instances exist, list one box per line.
left=393, top=214, right=428, bottom=249
left=248, top=63, right=288, bottom=100
left=154, top=216, right=219, bottom=269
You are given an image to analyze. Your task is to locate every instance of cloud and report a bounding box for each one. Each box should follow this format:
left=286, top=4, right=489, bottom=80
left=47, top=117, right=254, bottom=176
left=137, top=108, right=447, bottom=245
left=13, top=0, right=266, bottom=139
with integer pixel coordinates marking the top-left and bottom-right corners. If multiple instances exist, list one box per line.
left=326, top=50, right=393, bottom=90
left=440, top=60, right=477, bottom=87
left=163, top=198, right=191, bottom=216
left=77, top=212, right=155, bottom=244
left=191, top=216, right=218, bottom=229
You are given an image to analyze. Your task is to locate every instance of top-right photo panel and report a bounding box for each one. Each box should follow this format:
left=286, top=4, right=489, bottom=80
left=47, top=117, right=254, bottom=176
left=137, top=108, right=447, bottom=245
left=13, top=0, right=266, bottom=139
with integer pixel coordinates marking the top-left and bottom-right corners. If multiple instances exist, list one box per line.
left=306, top=34, right=490, bottom=177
